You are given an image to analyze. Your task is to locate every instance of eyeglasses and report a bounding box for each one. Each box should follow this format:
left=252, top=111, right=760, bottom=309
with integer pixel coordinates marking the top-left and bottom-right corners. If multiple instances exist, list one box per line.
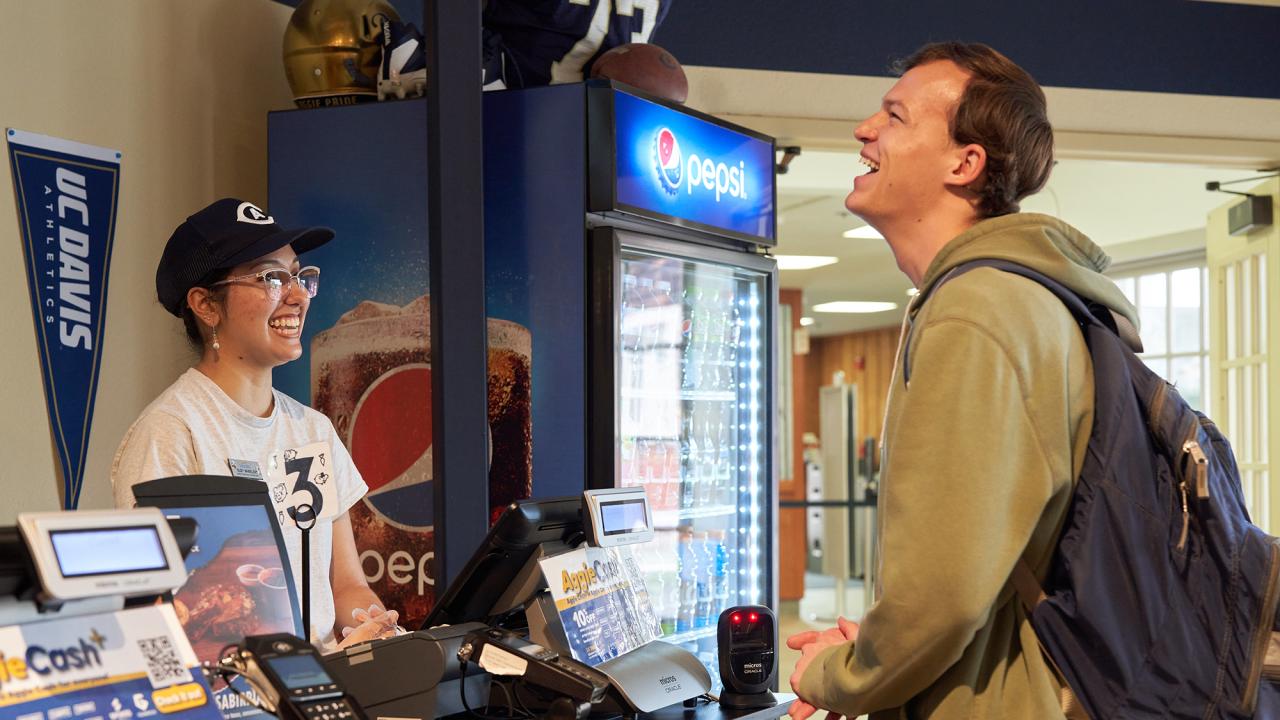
left=211, top=266, right=320, bottom=300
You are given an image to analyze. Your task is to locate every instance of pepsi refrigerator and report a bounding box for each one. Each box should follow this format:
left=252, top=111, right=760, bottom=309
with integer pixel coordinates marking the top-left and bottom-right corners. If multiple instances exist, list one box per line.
left=484, top=81, right=779, bottom=685
left=268, top=81, right=778, bottom=685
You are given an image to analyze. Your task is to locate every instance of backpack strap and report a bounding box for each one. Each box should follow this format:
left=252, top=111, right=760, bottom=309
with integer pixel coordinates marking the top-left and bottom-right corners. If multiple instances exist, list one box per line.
left=909, top=259, right=1125, bottom=720
left=902, top=259, right=1140, bottom=385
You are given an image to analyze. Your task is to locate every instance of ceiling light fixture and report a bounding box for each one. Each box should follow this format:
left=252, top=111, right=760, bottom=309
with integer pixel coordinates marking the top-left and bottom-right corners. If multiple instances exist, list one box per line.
left=799, top=317, right=815, bottom=327
left=842, top=225, right=883, bottom=240
left=813, top=301, right=899, bottom=314
left=775, top=255, right=839, bottom=270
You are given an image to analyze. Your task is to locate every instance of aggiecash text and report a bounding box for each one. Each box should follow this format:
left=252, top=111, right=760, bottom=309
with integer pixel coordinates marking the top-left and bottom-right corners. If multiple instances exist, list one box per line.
left=560, top=556, right=624, bottom=597
left=0, top=635, right=104, bottom=689
left=41, top=168, right=94, bottom=350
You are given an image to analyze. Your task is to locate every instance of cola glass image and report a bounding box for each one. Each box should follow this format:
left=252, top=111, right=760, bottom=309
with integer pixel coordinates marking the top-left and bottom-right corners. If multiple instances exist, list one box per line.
left=313, top=294, right=531, bottom=627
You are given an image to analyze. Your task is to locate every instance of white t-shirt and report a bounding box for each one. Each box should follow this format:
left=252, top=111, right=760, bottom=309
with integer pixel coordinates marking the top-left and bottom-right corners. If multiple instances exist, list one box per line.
left=111, top=368, right=368, bottom=648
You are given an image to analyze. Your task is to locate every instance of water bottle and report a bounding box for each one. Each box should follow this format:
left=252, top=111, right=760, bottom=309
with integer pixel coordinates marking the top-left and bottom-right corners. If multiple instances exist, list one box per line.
left=654, top=280, right=674, bottom=349
left=693, top=532, right=713, bottom=629
left=678, top=411, right=698, bottom=511
left=659, top=534, right=680, bottom=635
left=641, top=542, right=666, bottom=636
left=724, top=289, right=742, bottom=366
left=620, top=436, right=637, bottom=488
left=716, top=403, right=735, bottom=505
left=710, top=529, right=730, bottom=618
left=680, top=286, right=700, bottom=389
left=675, top=529, right=697, bottom=633
left=698, top=411, right=719, bottom=505
left=649, top=438, right=670, bottom=510
left=621, top=274, right=639, bottom=349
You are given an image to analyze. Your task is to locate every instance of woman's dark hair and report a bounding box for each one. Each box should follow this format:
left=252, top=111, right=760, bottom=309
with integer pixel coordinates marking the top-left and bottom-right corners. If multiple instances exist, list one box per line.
left=177, top=268, right=231, bottom=350
left=893, top=42, right=1054, bottom=218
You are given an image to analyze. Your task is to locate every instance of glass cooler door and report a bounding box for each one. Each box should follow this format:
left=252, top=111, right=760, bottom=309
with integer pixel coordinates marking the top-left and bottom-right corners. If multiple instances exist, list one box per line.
left=611, top=238, right=774, bottom=684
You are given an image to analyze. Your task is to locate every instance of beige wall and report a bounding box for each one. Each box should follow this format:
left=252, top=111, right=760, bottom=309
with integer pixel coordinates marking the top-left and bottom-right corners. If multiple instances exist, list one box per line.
left=0, top=1, right=295, bottom=518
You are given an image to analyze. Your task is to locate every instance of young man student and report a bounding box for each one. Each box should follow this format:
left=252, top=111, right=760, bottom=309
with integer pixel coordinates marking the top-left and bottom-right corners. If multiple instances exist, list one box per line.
left=787, top=43, right=1137, bottom=720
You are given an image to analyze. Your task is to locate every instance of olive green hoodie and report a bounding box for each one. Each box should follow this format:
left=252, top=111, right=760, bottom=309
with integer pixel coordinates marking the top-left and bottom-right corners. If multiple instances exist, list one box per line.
left=798, top=213, right=1138, bottom=719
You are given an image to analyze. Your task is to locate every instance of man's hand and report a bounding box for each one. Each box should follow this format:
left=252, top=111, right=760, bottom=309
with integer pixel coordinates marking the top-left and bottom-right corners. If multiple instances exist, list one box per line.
left=786, top=616, right=859, bottom=720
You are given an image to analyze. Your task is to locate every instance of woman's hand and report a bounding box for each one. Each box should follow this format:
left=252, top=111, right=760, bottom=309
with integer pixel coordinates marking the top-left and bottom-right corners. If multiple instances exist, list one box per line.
left=335, top=604, right=403, bottom=649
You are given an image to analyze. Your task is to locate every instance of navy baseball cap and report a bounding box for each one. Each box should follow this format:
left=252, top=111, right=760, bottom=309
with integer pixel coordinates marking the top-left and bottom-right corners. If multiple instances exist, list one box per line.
left=156, top=198, right=334, bottom=316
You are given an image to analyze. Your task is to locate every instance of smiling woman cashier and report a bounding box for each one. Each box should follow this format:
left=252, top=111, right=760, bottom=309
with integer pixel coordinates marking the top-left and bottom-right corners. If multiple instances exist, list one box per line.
left=111, top=198, right=397, bottom=649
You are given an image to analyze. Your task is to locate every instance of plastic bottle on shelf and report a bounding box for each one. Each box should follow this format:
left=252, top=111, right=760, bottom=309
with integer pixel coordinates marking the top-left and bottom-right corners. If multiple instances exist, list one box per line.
left=693, top=532, right=713, bottom=629
left=698, top=409, right=718, bottom=505
left=724, top=289, right=742, bottom=366
left=621, top=274, right=639, bottom=346
left=621, top=275, right=640, bottom=393
left=630, top=277, right=655, bottom=392
left=680, top=285, right=700, bottom=390
left=654, top=280, right=674, bottom=350
left=620, top=436, right=636, bottom=488
left=675, top=528, right=697, bottom=633
left=678, top=411, right=698, bottom=511
left=664, top=438, right=682, bottom=510
left=657, top=532, right=680, bottom=635
left=716, top=403, right=735, bottom=505
left=650, top=438, right=670, bottom=510
left=710, top=529, right=730, bottom=619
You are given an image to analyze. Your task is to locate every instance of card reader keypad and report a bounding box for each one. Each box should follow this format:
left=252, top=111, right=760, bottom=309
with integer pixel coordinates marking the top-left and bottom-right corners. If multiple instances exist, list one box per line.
left=301, top=699, right=359, bottom=720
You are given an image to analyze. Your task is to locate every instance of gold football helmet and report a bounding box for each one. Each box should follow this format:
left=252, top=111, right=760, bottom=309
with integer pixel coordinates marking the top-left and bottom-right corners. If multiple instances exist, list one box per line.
left=283, top=0, right=400, bottom=109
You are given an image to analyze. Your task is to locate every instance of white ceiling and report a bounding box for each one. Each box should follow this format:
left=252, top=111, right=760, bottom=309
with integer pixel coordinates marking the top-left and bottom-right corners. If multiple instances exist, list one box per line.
left=774, top=153, right=1248, bottom=336
left=678, top=65, right=1280, bottom=337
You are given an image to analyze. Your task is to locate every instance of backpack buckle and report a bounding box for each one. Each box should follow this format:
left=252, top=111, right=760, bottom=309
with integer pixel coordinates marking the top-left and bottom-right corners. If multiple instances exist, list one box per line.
left=1183, top=439, right=1210, bottom=499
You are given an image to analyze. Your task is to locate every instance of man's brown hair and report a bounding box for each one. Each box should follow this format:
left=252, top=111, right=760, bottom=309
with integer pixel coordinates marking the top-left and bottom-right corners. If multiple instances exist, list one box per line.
left=895, top=42, right=1054, bottom=218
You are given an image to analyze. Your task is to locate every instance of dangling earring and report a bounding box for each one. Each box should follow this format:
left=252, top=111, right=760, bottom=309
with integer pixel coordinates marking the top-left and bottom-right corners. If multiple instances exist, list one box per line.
left=211, top=326, right=221, bottom=352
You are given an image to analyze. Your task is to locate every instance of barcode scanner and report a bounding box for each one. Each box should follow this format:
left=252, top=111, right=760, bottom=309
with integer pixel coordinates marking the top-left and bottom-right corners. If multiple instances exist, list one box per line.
left=717, top=606, right=777, bottom=709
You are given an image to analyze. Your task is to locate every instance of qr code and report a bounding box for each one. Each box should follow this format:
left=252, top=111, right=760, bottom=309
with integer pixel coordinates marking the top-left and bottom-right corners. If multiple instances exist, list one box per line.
left=137, top=636, right=192, bottom=688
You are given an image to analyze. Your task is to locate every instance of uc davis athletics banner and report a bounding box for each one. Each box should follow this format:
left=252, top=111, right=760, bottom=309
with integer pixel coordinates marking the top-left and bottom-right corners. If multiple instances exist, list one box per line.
left=7, top=129, right=121, bottom=509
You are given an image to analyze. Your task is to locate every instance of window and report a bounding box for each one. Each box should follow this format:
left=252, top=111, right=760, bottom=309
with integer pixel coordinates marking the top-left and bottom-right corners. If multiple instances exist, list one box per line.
left=1112, top=263, right=1210, bottom=414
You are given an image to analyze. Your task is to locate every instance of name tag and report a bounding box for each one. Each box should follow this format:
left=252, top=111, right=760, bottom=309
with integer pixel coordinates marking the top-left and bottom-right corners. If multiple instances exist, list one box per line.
left=227, top=458, right=263, bottom=480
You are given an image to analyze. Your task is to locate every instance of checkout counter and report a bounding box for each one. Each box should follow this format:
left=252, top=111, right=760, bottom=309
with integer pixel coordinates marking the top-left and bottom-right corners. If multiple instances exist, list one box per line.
left=0, top=493, right=792, bottom=720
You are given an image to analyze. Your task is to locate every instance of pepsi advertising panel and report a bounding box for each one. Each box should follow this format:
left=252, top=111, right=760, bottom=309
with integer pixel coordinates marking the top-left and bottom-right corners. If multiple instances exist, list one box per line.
left=595, top=85, right=776, bottom=245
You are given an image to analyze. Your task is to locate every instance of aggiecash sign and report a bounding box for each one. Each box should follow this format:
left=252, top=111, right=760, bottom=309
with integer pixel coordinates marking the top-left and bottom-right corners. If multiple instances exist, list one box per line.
left=6, top=129, right=120, bottom=510
left=0, top=604, right=221, bottom=720
left=539, top=546, right=661, bottom=666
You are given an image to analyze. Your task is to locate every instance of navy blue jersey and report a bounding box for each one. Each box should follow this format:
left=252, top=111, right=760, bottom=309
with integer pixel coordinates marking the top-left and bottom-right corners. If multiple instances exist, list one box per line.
left=484, top=0, right=671, bottom=88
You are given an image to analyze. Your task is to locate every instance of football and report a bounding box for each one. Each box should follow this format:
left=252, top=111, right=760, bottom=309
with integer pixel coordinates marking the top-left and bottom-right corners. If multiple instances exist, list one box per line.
left=589, top=43, right=689, bottom=104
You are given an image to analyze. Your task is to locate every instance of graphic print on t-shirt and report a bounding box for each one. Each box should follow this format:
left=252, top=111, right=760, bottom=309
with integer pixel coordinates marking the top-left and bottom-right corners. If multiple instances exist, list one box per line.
left=265, top=441, right=338, bottom=526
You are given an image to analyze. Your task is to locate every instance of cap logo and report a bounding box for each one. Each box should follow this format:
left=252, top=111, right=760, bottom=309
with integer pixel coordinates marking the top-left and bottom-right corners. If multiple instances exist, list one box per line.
left=236, top=202, right=274, bottom=225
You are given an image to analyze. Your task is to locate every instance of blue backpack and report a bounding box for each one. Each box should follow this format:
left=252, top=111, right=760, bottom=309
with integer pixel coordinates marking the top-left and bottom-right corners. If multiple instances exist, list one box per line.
left=917, top=260, right=1280, bottom=719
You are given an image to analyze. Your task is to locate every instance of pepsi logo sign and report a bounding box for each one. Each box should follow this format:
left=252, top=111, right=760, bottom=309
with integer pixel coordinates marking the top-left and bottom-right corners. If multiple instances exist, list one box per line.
left=653, top=127, right=683, bottom=195
left=651, top=127, right=748, bottom=204
left=349, top=363, right=434, bottom=529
